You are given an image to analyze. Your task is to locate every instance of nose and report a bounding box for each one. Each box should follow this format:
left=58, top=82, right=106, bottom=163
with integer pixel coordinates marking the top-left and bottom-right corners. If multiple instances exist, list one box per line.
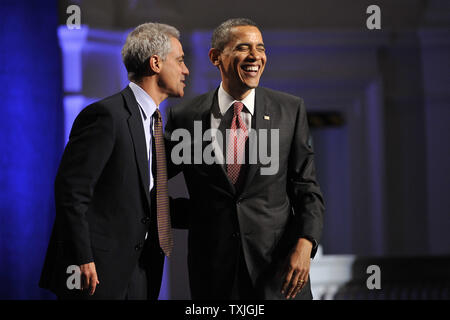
left=183, top=63, right=189, bottom=76
left=248, top=46, right=262, bottom=60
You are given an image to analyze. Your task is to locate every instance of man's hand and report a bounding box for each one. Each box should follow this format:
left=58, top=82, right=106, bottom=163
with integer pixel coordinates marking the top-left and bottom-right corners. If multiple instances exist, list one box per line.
left=280, top=238, right=313, bottom=299
left=80, top=262, right=99, bottom=295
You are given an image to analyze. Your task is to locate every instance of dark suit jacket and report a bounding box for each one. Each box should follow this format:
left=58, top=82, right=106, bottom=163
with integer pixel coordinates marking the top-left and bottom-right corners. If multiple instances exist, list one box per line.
left=165, top=87, right=325, bottom=300
left=39, top=86, right=165, bottom=299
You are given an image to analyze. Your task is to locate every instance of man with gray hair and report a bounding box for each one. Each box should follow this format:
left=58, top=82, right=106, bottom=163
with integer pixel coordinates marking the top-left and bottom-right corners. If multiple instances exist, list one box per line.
left=39, top=22, right=189, bottom=299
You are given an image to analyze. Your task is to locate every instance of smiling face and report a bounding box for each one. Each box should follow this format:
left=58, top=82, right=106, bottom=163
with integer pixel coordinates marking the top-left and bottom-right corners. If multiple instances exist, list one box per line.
left=210, top=25, right=267, bottom=100
left=158, top=37, right=189, bottom=98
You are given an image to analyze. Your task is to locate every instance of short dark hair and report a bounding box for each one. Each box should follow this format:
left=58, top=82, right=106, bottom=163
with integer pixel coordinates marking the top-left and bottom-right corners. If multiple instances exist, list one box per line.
left=211, top=18, right=259, bottom=51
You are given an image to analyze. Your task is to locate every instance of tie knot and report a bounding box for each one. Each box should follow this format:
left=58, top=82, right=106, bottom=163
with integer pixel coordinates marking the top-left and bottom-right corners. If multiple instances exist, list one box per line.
left=233, top=101, right=244, bottom=115
left=153, top=108, right=162, bottom=121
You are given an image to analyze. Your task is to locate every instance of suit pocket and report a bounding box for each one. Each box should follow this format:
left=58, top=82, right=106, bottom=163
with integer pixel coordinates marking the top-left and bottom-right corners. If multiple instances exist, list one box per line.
left=90, top=232, right=113, bottom=252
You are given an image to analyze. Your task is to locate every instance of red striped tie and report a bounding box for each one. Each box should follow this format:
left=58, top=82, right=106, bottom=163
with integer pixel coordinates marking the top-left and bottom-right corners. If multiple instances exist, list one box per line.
left=153, top=108, right=173, bottom=257
left=227, top=102, right=248, bottom=184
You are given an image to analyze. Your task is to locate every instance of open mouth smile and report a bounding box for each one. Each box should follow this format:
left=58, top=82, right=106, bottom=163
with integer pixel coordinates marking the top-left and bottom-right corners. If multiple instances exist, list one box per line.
left=241, top=64, right=260, bottom=77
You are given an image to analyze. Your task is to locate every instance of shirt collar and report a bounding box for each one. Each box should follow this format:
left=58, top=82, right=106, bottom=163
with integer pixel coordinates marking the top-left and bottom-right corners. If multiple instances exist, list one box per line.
left=218, top=82, right=255, bottom=116
left=128, top=82, right=157, bottom=120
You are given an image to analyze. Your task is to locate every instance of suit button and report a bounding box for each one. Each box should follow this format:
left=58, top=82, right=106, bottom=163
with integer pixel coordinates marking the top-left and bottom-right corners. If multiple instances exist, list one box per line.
left=232, top=232, right=240, bottom=238
left=135, top=243, right=143, bottom=251
left=141, top=217, right=150, bottom=224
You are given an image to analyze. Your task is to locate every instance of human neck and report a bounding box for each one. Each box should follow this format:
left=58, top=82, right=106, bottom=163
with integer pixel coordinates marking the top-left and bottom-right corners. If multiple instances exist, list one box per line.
left=221, top=81, right=252, bottom=101
left=133, top=77, right=167, bottom=106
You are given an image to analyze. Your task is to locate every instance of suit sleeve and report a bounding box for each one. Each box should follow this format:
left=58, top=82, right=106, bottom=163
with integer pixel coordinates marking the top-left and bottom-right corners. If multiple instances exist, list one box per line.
left=55, top=104, right=115, bottom=265
left=287, top=98, right=325, bottom=258
left=164, top=106, right=182, bottom=179
left=164, top=106, right=192, bottom=229
left=169, top=197, right=191, bottom=229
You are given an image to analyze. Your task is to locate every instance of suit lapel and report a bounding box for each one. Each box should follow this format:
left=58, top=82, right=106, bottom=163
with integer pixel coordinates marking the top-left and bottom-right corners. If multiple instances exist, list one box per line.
left=241, top=87, right=271, bottom=196
left=121, top=86, right=151, bottom=210
left=200, top=87, right=274, bottom=197
left=196, top=89, right=236, bottom=196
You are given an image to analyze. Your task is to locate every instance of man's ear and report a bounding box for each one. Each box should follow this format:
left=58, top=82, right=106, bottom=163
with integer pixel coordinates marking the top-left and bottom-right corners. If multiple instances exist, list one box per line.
left=208, top=48, right=221, bottom=67
left=149, top=55, right=162, bottom=73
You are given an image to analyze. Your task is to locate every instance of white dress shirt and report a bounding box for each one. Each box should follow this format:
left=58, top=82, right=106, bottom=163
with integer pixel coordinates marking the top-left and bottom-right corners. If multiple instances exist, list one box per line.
left=211, top=82, right=255, bottom=164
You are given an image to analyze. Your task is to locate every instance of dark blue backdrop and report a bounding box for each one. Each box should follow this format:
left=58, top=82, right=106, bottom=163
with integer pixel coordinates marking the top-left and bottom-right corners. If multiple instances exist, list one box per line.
left=2, top=0, right=448, bottom=301
left=0, top=0, right=62, bottom=299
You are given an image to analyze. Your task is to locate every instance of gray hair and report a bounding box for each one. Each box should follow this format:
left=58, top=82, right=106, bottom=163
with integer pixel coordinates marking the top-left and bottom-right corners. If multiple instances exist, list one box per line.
left=211, top=18, right=259, bottom=51
left=122, top=22, right=180, bottom=81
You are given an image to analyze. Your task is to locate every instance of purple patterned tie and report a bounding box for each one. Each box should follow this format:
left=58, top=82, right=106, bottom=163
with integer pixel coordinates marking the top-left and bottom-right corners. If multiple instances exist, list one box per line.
left=153, top=108, right=173, bottom=257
